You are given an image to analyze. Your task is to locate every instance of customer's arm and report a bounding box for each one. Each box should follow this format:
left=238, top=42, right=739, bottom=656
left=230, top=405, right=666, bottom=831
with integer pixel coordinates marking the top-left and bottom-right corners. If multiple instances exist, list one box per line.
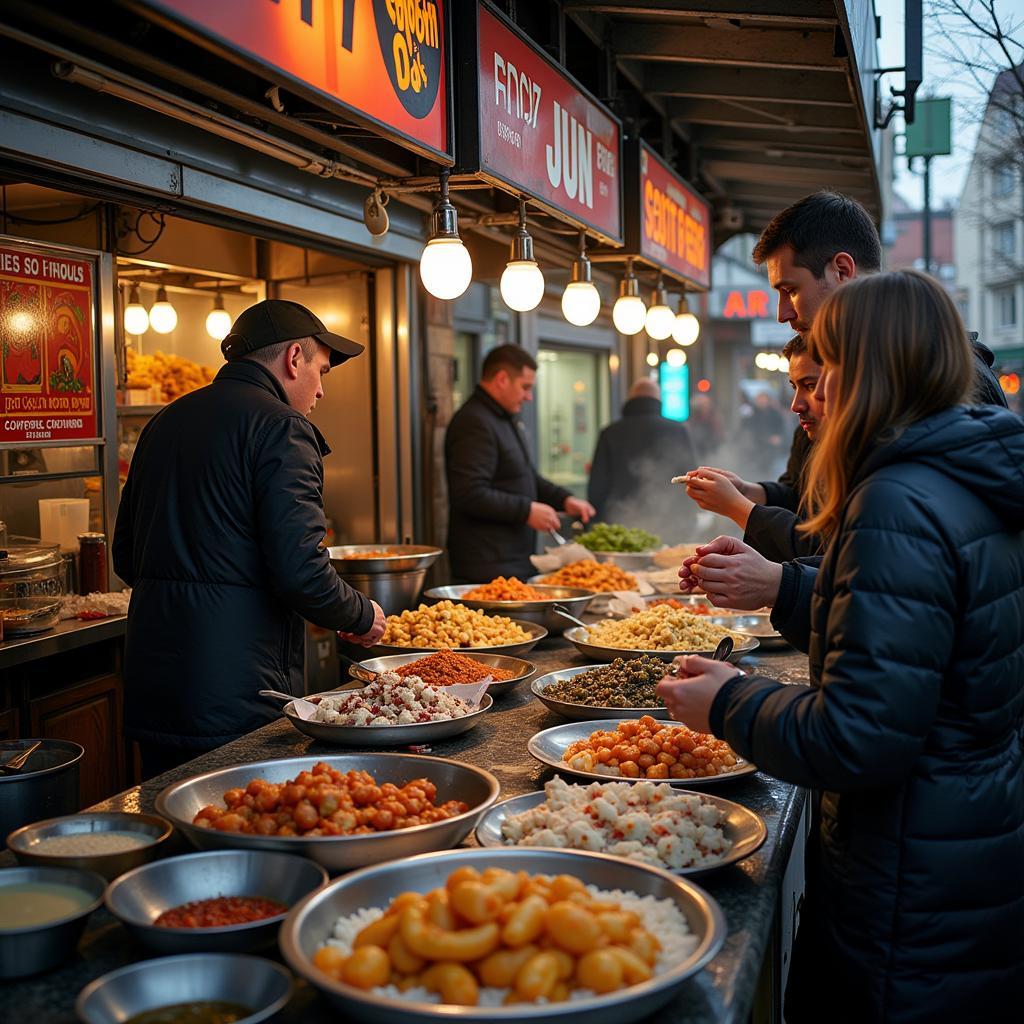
left=744, top=505, right=822, bottom=563
left=759, top=425, right=809, bottom=511
left=253, top=415, right=374, bottom=634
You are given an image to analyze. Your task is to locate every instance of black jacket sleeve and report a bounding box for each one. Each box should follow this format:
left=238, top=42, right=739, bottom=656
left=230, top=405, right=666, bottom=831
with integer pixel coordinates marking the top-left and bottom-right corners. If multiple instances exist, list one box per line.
left=744, top=504, right=822, bottom=562
left=759, top=425, right=812, bottom=511
left=769, top=559, right=817, bottom=652
left=536, top=473, right=573, bottom=512
left=446, top=417, right=533, bottom=525
left=970, top=340, right=1008, bottom=408
left=712, top=478, right=955, bottom=791
left=253, top=416, right=374, bottom=634
left=587, top=429, right=612, bottom=518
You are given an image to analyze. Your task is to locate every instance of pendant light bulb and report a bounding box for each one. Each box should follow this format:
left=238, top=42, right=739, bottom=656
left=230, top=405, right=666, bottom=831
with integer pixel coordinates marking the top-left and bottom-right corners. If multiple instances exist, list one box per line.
left=645, top=351, right=660, bottom=367
left=645, top=275, right=675, bottom=341
left=149, top=286, right=178, bottom=335
left=672, top=293, right=701, bottom=346
left=666, top=348, right=687, bottom=367
left=612, top=258, right=647, bottom=335
left=205, top=291, right=232, bottom=341
left=123, top=283, right=149, bottom=336
left=561, top=231, right=600, bottom=326
left=419, top=173, right=472, bottom=300
left=500, top=200, right=544, bottom=312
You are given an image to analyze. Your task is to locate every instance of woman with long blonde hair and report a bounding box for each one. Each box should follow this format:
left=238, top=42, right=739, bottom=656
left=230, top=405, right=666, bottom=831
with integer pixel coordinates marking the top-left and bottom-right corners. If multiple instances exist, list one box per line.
left=658, top=270, right=1024, bottom=1023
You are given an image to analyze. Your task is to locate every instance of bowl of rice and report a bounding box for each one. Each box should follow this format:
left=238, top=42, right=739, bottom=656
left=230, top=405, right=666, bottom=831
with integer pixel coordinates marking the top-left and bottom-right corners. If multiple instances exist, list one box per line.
left=279, top=846, right=725, bottom=1024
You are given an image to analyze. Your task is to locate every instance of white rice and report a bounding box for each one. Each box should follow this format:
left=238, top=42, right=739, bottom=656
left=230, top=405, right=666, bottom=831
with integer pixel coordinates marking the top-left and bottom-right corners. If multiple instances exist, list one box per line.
left=322, top=881, right=697, bottom=1006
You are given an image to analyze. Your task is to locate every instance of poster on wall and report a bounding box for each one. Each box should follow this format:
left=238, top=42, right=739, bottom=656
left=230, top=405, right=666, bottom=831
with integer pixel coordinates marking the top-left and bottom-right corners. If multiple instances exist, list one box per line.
left=0, top=242, right=98, bottom=444
left=459, top=3, right=623, bottom=244
left=131, top=0, right=452, bottom=163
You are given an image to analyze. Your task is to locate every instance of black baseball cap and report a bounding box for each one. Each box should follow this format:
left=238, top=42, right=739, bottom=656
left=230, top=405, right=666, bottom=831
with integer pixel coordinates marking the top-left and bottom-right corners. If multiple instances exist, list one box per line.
left=220, top=299, right=364, bottom=366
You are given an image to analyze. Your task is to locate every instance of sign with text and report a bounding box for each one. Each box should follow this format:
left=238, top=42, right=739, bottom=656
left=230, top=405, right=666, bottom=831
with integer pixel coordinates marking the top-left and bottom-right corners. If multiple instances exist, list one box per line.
left=134, top=0, right=451, bottom=162
left=625, top=142, right=711, bottom=290
left=1, top=243, right=98, bottom=444
left=471, top=5, right=622, bottom=243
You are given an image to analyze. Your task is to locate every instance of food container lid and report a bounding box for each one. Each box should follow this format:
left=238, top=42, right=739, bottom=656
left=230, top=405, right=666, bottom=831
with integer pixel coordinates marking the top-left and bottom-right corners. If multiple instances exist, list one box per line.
left=0, top=542, right=63, bottom=575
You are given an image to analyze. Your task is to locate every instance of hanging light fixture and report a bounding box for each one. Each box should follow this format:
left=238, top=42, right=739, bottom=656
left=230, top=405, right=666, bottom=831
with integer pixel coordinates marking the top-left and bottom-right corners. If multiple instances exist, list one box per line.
left=612, top=258, right=647, bottom=335
left=645, top=351, right=660, bottom=367
left=205, top=290, right=232, bottom=341
left=644, top=274, right=675, bottom=341
left=672, top=292, right=701, bottom=346
left=666, top=348, right=687, bottom=367
left=148, top=286, right=178, bottom=335
left=419, top=171, right=472, bottom=300
left=123, top=283, right=149, bottom=335
left=561, top=230, right=601, bottom=326
left=500, top=200, right=545, bottom=312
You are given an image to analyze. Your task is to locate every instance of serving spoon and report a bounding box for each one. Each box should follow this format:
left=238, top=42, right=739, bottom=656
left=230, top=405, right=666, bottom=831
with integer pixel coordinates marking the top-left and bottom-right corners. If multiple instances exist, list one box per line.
left=0, top=740, right=42, bottom=775
left=553, top=604, right=590, bottom=633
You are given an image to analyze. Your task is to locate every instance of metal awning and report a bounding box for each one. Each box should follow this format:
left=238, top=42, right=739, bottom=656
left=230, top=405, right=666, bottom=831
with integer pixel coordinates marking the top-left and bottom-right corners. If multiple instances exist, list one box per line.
left=563, top=0, right=882, bottom=236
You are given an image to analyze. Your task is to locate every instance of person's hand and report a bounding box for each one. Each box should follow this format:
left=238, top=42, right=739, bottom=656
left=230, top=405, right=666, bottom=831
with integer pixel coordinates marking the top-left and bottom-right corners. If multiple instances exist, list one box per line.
left=677, top=536, right=783, bottom=609
left=339, top=600, right=386, bottom=647
left=684, top=469, right=755, bottom=529
left=564, top=496, right=595, bottom=523
left=655, top=656, right=739, bottom=733
left=527, top=502, right=562, bottom=532
left=696, top=466, right=766, bottom=505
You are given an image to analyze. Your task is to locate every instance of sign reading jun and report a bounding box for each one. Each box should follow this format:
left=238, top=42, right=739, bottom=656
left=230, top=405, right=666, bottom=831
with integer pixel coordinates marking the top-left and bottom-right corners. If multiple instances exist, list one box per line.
left=477, top=6, right=621, bottom=243
left=139, top=0, right=450, bottom=161
left=636, top=144, right=711, bottom=291
left=1, top=243, right=98, bottom=444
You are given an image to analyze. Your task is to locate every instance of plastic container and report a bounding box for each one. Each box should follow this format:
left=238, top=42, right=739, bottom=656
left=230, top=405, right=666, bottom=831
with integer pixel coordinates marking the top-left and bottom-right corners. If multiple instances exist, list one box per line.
left=0, top=542, right=64, bottom=636
left=38, top=498, right=89, bottom=552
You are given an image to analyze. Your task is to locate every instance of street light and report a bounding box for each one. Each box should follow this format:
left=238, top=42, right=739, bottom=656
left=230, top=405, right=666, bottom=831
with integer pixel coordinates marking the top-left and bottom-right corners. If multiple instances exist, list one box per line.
left=419, top=172, right=472, bottom=300
left=612, top=258, right=647, bottom=335
left=500, top=200, right=544, bottom=312
left=561, top=231, right=601, bottom=326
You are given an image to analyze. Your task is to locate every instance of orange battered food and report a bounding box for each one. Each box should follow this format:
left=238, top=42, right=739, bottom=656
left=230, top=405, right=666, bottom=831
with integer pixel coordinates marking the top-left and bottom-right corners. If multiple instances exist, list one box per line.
left=463, top=577, right=547, bottom=601
left=538, top=560, right=637, bottom=593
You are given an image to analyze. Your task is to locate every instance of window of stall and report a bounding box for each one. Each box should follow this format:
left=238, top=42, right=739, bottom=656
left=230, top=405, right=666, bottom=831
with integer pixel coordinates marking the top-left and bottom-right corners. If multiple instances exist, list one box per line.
left=536, top=346, right=610, bottom=497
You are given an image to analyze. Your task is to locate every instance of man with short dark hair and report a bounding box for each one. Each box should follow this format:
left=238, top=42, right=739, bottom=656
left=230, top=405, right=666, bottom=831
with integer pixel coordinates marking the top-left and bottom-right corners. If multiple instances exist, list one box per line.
left=114, top=299, right=385, bottom=779
left=445, top=343, right=595, bottom=581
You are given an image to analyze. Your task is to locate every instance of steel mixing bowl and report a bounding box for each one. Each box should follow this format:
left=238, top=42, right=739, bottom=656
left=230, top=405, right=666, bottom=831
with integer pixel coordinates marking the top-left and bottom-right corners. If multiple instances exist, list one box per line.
left=75, top=953, right=293, bottom=1024
left=155, top=753, right=500, bottom=873
left=279, top=846, right=726, bottom=1024
left=7, top=812, right=173, bottom=882
left=351, top=652, right=536, bottom=697
left=329, top=545, right=442, bottom=615
left=0, top=865, right=106, bottom=979
left=104, top=849, right=329, bottom=954
left=422, top=584, right=593, bottom=635
left=369, top=619, right=547, bottom=658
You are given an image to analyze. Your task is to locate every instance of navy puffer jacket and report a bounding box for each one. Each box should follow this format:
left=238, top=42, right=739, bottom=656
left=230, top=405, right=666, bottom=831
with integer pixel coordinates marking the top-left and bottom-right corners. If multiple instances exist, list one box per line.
left=711, top=404, right=1024, bottom=1022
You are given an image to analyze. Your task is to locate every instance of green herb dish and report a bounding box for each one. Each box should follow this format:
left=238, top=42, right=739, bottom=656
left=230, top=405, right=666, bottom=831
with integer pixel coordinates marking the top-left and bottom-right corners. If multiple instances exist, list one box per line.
left=577, top=523, right=661, bottom=553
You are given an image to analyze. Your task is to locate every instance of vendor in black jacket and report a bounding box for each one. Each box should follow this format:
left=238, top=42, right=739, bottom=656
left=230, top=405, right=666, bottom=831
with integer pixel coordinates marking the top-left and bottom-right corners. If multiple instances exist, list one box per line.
left=664, top=272, right=1024, bottom=1022
left=113, top=300, right=385, bottom=779
left=445, top=345, right=594, bottom=582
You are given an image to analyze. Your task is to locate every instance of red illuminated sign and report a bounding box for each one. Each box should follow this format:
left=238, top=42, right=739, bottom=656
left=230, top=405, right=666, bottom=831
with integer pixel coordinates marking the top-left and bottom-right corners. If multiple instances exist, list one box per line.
left=133, top=0, right=451, bottom=162
left=634, top=142, right=711, bottom=290
left=723, top=290, right=771, bottom=319
left=1, top=242, right=98, bottom=445
left=468, top=5, right=622, bottom=243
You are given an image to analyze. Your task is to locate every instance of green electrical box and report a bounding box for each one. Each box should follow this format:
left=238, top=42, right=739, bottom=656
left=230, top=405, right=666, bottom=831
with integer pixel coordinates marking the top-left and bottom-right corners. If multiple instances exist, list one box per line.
left=905, top=98, right=952, bottom=158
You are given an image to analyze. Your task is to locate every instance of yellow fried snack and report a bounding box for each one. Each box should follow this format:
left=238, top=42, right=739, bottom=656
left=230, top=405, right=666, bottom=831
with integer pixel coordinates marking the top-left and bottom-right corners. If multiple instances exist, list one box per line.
left=584, top=604, right=738, bottom=651
left=380, top=600, right=531, bottom=648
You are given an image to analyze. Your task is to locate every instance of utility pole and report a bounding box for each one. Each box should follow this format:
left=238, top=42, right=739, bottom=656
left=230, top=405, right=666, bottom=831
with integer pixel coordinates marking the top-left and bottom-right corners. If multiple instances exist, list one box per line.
left=921, top=155, right=932, bottom=275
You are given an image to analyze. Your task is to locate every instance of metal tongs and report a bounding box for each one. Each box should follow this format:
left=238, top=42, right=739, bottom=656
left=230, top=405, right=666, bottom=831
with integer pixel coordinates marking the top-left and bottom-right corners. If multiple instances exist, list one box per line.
left=548, top=529, right=568, bottom=547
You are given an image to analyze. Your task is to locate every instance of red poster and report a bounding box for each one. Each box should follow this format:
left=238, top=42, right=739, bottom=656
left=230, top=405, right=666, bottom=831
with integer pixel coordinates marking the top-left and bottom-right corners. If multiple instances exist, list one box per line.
left=639, top=144, right=712, bottom=290
left=1, top=244, right=98, bottom=444
left=133, top=0, right=450, bottom=162
left=477, top=7, right=622, bottom=243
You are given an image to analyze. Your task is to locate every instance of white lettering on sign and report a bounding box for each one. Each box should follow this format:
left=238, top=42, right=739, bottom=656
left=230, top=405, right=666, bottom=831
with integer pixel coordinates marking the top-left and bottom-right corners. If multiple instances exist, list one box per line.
left=497, top=120, right=522, bottom=148
left=493, top=52, right=541, bottom=129
left=545, top=101, right=593, bottom=210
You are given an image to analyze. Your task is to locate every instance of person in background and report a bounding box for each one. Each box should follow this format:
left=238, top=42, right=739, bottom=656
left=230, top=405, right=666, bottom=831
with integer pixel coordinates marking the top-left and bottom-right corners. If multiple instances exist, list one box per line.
left=686, top=392, right=724, bottom=463
left=685, top=334, right=823, bottom=562
left=113, top=300, right=386, bottom=780
left=587, top=378, right=698, bottom=541
left=445, top=344, right=594, bottom=582
left=659, top=271, right=1024, bottom=1022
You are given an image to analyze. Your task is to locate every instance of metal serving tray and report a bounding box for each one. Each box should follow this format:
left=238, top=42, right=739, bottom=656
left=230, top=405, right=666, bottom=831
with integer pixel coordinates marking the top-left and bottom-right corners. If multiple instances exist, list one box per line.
left=562, top=625, right=759, bottom=663
left=369, top=619, right=547, bottom=658
left=423, top=584, right=593, bottom=635
left=351, top=652, right=536, bottom=697
left=531, top=667, right=671, bottom=721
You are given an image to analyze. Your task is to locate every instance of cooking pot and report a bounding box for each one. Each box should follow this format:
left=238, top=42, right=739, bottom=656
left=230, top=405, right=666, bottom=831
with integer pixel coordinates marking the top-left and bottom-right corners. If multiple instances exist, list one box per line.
left=1, top=739, right=84, bottom=846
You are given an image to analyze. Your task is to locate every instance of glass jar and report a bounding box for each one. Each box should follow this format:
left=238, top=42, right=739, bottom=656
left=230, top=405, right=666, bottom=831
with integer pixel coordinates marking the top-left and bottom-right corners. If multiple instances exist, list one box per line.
left=0, top=542, right=64, bottom=636
left=78, top=533, right=109, bottom=595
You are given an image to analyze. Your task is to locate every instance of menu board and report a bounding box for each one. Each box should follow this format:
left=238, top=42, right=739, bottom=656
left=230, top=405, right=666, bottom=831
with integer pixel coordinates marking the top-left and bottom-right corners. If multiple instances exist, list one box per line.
left=470, top=5, right=622, bottom=244
left=0, top=242, right=98, bottom=444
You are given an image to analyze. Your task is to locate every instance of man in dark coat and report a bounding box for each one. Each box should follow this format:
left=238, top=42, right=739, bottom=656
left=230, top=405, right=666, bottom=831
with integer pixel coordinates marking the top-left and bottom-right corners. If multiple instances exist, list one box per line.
left=588, top=377, right=697, bottom=541
left=113, top=300, right=385, bottom=778
left=445, top=345, right=594, bottom=582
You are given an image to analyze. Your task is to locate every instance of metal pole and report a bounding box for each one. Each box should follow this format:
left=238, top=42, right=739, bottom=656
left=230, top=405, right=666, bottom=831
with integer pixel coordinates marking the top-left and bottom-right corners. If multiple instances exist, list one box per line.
left=922, top=155, right=932, bottom=275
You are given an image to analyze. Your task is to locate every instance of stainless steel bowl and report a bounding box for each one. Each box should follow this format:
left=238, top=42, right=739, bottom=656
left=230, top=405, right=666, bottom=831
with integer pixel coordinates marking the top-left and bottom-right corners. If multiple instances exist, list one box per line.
left=351, top=653, right=536, bottom=697
left=105, top=849, right=328, bottom=954
left=475, top=789, right=768, bottom=875
left=422, top=585, right=593, bottom=635
left=282, top=692, right=493, bottom=746
left=531, top=668, right=670, bottom=721
left=590, top=550, right=658, bottom=571
left=708, top=613, right=789, bottom=650
left=7, top=812, right=172, bottom=882
left=279, top=846, right=725, bottom=1024
left=562, top=625, right=760, bottom=663
left=75, top=953, right=293, bottom=1024
left=155, top=754, right=501, bottom=873
left=329, top=545, right=443, bottom=615
left=0, top=865, right=106, bottom=979
left=370, top=619, right=547, bottom=658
